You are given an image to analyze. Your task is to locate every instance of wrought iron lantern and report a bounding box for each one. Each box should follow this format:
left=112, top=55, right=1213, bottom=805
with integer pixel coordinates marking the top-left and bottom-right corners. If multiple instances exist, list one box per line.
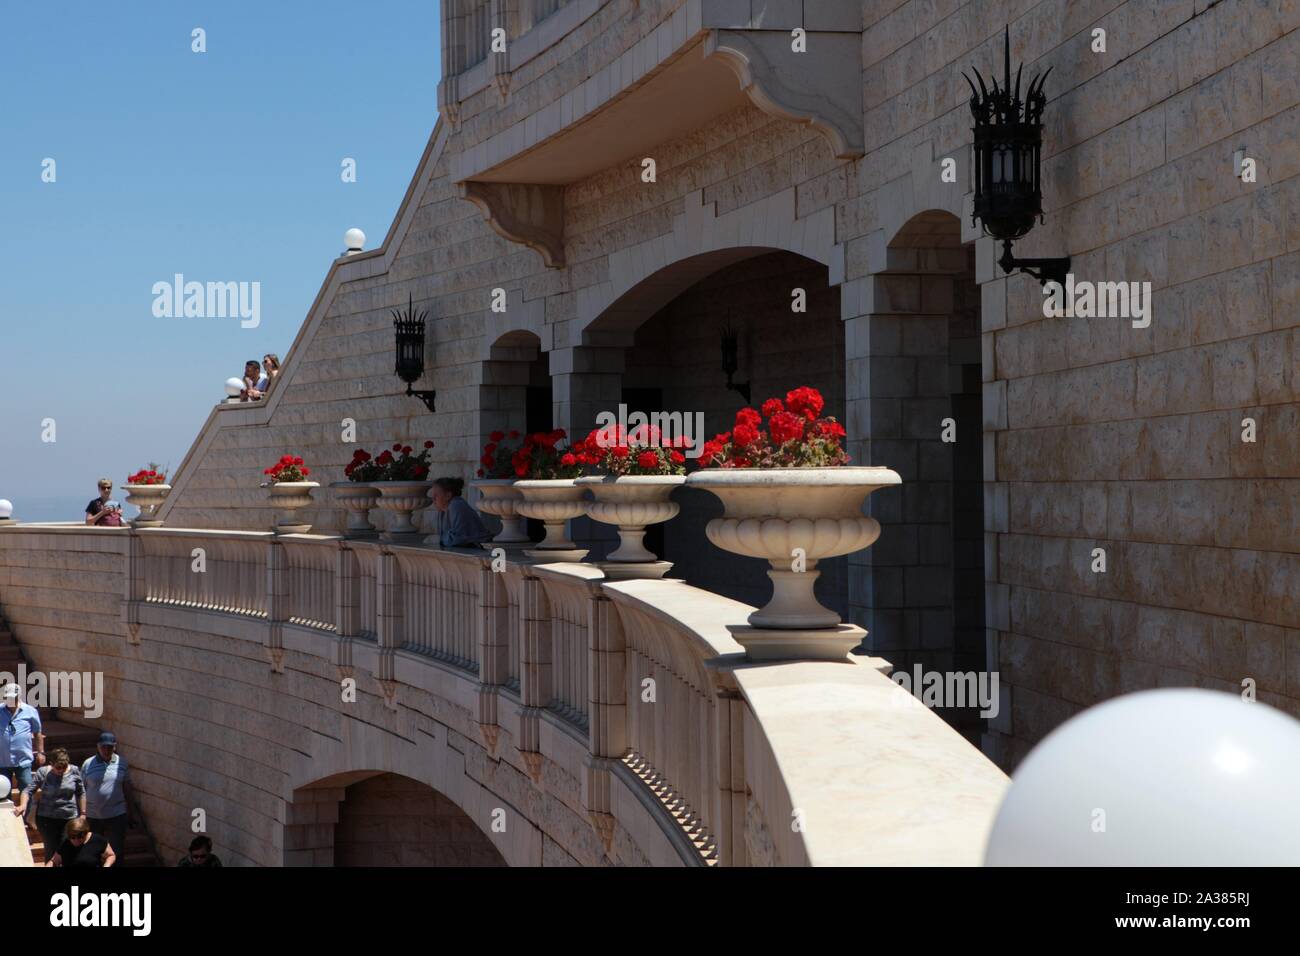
left=965, top=27, right=1070, bottom=286
left=719, top=318, right=750, bottom=405
left=393, top=293, right=437, bottom=412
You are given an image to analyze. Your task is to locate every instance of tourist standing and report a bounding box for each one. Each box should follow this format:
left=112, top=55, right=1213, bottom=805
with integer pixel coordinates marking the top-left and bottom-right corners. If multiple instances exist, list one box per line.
left=0, top=683, right=43, bottom=797
left=20, top=747, right=86, bottom=856
left=84, top=478, right=124, bottom=526
left=81, top=732, right=136, bottom=858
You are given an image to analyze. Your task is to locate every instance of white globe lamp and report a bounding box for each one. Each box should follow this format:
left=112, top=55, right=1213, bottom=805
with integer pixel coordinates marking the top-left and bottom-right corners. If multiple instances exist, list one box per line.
left=0, top=776, right=9, bottom=802
left=0, top=499, right=12, bottom=522
left=224, top=377, right=246, bottom=398
left=985, top=688, right=1300, bottom=865
left=344, top=228, right=366, bottom=255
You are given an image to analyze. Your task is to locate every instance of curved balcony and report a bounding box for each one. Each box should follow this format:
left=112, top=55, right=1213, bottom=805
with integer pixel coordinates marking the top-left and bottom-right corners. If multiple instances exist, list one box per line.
left=0, top=522, right=1006, bottom=866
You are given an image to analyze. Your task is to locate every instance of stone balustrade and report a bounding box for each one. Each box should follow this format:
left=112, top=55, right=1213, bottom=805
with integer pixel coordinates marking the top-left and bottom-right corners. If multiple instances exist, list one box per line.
left=0, top=523, right=1008, bottom=865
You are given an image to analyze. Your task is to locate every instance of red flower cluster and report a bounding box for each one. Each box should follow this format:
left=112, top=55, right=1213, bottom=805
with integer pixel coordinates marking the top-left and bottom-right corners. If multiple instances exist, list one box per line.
left=700, top=386, right=849, bottom=468
left=511, top=429, right=583, bottom=479
left=476, top=429, right=522, bottom=479
left=342, top=440, right=434, bottom=481
left=570, top=424, right=687, bottom=477
left=125, top=466, right=166, bottom=486
left=264, top=454, right=312, bottom=483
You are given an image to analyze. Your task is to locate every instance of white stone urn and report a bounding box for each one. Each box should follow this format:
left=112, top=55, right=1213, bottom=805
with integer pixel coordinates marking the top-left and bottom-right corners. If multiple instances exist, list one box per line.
left=121, top=483, right=171, bottom=528
left=576, top=475, right=684, bottom=577
left=375, top=480, right=435, bottom=541
left=266, top=481, right=321, bottom=535
left=469, top=479, right=530, bottom=545
left=330, top=481, right=380, bottom=538
left=515, top=479, right=590, bottom=560
left=686, top=467, right=902, bottom=651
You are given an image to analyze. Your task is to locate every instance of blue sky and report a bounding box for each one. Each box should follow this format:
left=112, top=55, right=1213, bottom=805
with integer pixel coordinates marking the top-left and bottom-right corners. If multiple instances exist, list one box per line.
left=0, top=1, right=439, bottom=519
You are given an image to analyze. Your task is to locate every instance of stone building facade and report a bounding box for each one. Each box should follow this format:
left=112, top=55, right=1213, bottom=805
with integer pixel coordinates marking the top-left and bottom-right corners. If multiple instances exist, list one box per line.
left=155, top=0, right=1300, bottom=768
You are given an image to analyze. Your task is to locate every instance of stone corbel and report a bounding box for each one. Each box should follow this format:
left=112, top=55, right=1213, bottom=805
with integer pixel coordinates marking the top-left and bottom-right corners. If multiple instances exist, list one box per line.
left=460, top=181, right=566, bottom=269
left=705, top=29, right=864, bottom=159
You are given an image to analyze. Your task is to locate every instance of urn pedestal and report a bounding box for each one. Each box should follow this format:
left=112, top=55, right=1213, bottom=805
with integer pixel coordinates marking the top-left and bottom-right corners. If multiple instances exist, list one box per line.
left=267, top=482, right=321, bottom=535
left=515, top=480, right=589, bottom=562
left=375, top=481, right=435, bottom=542
left=686, top=467, right=902, bottom=660
left=121, top=483, right=171, bottom=529
left=470, top=479, right=530, bottom=547
left=330, top=482, right=381, bottom=538
left=576, top=475, right=684, bottom=579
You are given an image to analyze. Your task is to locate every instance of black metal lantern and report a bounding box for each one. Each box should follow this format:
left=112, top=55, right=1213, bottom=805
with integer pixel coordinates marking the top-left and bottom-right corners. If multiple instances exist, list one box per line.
left=966, top=27, right=1070, bottom=286
left=719, top=318, right=750, bottom=405
left=393, top=293, right=437, bottom=412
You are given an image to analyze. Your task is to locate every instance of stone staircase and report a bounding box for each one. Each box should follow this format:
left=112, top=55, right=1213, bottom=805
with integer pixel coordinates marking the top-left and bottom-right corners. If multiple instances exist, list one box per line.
left=0, top=614, right=160, bottom=866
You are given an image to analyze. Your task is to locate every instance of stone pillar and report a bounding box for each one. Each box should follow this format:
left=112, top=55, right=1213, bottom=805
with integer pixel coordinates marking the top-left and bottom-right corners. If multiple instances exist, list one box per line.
left=842, top=266, right=963, bottom=674
left=437, top=0, right=463, bottom=123
left=515, top=570, right=551, bottom=783
left=266, top=539, right=287, bottom=673
left=477, top=561, right=509, bottom=754
left=548, top=346, right=625, bottom=443
left=375, top=549, right=402, bottom=709
left=711, top=679, right=747, bottom=867
left=121, top=530, right=143, bottom=645
left=582, top=590, right=626, bottom=854
left=334, top=543, right=358, bottom=675
left=489, top=0, right=517, bottom=99
left=283, top=787, right=345, bottom=866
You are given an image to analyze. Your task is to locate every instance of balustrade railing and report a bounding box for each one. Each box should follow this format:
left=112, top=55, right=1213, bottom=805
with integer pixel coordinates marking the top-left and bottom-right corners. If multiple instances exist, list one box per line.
left=395, top=549, right=480, bottom=672
left=139, top=531, right=268, bottom=617
left=283, top=539, right=336, bottom=631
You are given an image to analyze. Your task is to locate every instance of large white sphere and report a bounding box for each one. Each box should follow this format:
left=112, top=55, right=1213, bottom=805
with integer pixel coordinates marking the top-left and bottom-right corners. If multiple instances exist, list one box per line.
left=0, top=499, right=12, bottom=519
left=985, top=689, right=1300, bottom=865
left=224, top=377, right=246, bottom=397
left=0, top=776, right=8, bottom=801
left=344, top=227, right=366, bottom=251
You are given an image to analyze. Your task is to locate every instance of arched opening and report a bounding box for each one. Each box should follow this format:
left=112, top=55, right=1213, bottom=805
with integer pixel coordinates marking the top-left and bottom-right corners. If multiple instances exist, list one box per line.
left=860, top=210, right=986, bottom=733
left=286, top=772, right=506, bottom=867
left=478, top=330, right=552, bottom=540
left=589, top=249, right=846, bottom=614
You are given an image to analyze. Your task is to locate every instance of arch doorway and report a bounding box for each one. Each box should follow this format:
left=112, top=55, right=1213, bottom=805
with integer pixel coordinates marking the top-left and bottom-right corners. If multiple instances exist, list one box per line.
left=286, top=772, right=506, bottom=867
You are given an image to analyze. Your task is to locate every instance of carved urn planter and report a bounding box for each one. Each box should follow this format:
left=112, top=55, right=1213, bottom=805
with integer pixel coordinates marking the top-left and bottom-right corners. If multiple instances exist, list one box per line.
left=469, top=479, right=530, bottom=546
left=515, top=479, right=590, bottom=561
left=330, top=481, right=381, bottom=538
left=685, top=467, right=902, bottom=660
left=266, top=481, right=321, bottom=535
left=121, top=483, right=171, bottom=528
left=575, top=475, right=685, bottom=579
left=375, top=481, right=434, bottom=541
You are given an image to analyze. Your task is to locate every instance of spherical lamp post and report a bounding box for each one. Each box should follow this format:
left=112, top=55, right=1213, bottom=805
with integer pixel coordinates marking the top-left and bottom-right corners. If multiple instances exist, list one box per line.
left=344, top=228, right=366, bottom=256
left=984, top=689, right=1300, bottom=865
left=0, top=499, right=14, bottom=524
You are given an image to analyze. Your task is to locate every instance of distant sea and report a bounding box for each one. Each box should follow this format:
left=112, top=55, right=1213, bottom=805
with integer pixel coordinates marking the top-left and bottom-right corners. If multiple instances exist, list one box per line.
left=3, top=495, right=142, bottom=525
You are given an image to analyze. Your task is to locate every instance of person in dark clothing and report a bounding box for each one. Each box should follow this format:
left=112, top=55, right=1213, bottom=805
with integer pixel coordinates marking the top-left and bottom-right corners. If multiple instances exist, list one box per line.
left=178, top=834, right=222, bottom=867
left=48, top=818, right=115, bottom=868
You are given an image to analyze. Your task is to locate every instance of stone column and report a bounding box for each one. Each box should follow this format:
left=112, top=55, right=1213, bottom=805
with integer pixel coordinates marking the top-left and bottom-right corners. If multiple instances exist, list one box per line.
left=582, top=589, right=626, bottom=854
left=334, top=543, right=358, bottom=675
left=515, top=569, right=551, bottom=784
left=266, top=539, right=287, bottom=672
left=476, top=561, right=509, bottom=754
left=375, top=549, right=402, bottom=709
left=547, top=346, right=625, bottom=443
left=121, top=530, right=143, bottom=645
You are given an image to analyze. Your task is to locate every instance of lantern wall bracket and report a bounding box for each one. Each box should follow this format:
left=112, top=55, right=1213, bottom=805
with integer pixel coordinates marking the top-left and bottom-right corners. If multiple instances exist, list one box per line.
left=404, top=384, right=438, bottom=414
left=725, top=375, right=751, bottom=406
left=998, top=240, right=1071, bottom=288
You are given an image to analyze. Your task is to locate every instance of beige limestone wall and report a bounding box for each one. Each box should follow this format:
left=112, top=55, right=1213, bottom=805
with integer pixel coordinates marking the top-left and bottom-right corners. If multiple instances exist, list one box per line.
left=154, top=0, right=1300, bottom=770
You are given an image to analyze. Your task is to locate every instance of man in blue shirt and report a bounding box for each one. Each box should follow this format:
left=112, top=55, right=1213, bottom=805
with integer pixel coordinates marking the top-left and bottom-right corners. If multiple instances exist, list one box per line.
left=0, top=683, right=44, bottom=796
left=81, top=732, right=136, bottom=858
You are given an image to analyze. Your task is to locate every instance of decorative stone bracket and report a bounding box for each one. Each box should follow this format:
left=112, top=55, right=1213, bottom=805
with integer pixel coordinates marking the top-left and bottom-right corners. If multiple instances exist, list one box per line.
left=460, top=181, right=566, bottom=269
left=704, top=29, right=864, bottom=160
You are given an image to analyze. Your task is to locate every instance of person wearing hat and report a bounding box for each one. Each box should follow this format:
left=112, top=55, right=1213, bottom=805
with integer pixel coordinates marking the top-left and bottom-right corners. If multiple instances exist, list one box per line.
left=0, top=683, right=44, bottom=798
left=80, top=732, right=136, bottom=859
